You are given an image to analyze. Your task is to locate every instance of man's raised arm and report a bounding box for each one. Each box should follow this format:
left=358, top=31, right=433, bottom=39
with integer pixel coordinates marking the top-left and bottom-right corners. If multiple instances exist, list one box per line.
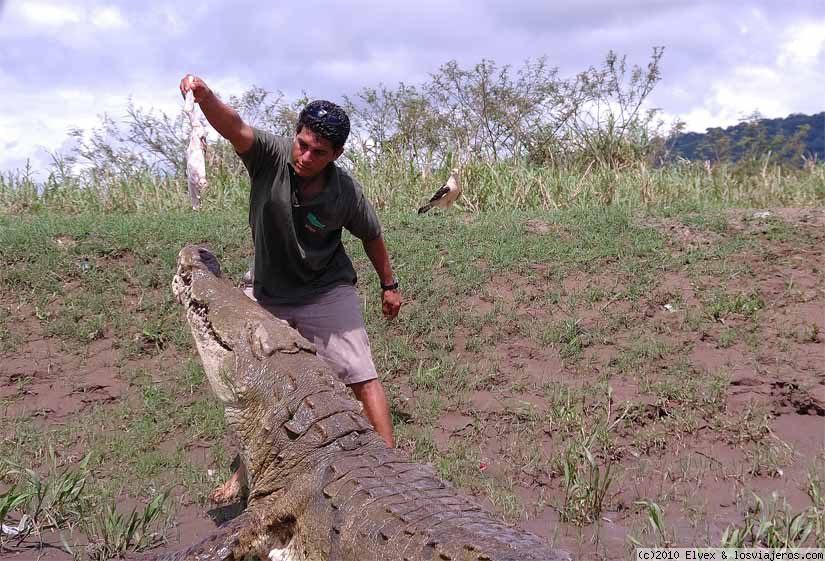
left=179, top=74, right=254, bottom=154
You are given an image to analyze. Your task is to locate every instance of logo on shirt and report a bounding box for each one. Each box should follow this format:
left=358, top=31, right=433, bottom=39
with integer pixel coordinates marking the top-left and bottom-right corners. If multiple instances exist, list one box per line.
left=304, top=211, right=326, bottom=233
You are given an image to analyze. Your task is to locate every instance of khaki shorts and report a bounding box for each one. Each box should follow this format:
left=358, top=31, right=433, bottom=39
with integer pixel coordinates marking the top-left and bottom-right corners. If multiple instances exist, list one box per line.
left=243, top=284, right=379, bottom=385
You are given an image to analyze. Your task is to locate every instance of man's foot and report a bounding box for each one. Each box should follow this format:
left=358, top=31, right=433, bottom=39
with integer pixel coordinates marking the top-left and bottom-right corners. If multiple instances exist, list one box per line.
left=209, top=466, right=246, bottom=504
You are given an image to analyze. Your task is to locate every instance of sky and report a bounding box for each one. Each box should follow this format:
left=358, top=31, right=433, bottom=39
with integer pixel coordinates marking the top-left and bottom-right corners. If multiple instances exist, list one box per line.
left=1, top=0, right=824, bottom=174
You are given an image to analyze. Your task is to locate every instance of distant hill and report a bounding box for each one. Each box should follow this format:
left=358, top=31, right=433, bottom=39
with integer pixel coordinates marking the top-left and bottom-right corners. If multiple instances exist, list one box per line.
left=667, top=112, right=824, bottom=164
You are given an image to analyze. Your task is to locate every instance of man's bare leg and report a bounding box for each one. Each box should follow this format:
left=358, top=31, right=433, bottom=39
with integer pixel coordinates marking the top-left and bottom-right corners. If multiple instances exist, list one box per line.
left=349, top=378, right=395, bottom=448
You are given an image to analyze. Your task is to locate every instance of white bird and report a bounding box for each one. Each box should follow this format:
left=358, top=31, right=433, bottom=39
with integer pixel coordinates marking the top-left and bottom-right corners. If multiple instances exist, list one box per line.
left=184, top=89, right=208, bottom=210
left=417, top=168, right=461, bottom=214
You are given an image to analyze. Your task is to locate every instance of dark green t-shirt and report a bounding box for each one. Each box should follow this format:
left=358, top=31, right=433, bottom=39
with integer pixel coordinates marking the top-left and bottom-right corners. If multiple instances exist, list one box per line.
left=239, top=128, right=382, bottom=304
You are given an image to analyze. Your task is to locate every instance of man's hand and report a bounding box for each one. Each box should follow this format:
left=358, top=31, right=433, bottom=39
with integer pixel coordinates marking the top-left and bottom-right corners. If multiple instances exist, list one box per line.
left=178, top=73, right=254, bottom=154
left=362, top=236, right=401, bottom=320
left=382, top=289, right=401, bottom=320
left=179, top=74, right=212, bottom=103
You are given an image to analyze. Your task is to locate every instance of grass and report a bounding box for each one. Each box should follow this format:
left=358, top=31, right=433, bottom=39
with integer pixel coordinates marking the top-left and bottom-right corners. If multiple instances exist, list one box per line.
left=610, top=337, right=674, bottom=372
left=540, top=318, right=592, bottom=359
left=0, top=449, right=89, bottom=545
left=0, top=448, right=171, bottom=557
left=4, top=152, right=825, bottom=214
left=81, top=492, right=170, bottom=560
left=720, top=490, right=824, bottom=548
left=558, top=440, right=615, bottom=526
left=704, top=289, right=765, bottom=322
left=628, top=500, right=673, bottom=548
left=0, top=196, right=823, bottom=557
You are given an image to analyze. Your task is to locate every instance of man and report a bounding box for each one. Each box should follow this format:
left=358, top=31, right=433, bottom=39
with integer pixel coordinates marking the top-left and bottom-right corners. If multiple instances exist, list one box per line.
left=179, top=74, right=400, bottom=503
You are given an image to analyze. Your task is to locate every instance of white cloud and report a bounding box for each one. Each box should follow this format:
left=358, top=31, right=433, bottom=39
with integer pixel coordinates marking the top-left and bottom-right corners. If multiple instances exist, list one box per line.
left=777, top=18, right=825, bottom=64
left=151, top=5, right=184, bottom=34
left=91, top=6, right=127, bottom=30
left=206, top=75, right=248, bottom=99
left=1, top=1, right=821, bottom=173
left=14, top=2, right=81, bottom=26
left=0, top=81, right=188, bottom=177
left=4, top=2, right=128, bottom=36
left=671, top=17, right=825, bottom=132
left=313, top=49, right=421, bottom=87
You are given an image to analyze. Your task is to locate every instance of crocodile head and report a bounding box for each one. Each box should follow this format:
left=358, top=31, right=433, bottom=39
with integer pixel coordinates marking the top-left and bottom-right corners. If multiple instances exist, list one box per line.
left=172, top=245, right=315, bottom=404
left=172, top=245, right=322, bottom=484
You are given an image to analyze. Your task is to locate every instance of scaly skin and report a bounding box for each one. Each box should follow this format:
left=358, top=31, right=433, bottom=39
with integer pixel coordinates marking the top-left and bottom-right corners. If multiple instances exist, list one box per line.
left=154, top=244, right=570, bottom=561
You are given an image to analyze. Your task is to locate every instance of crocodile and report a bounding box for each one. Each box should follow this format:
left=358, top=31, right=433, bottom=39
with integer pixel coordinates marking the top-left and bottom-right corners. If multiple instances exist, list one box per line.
left=159, top=244, right=570, bottom=561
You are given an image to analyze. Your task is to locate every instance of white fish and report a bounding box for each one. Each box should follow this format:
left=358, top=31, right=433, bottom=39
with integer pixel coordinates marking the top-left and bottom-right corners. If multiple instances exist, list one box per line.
left=418, top=168, right=461, bottom=214
left=184, top=90, right=208, bottom=209
left=1, top=515, right=31, bottom=537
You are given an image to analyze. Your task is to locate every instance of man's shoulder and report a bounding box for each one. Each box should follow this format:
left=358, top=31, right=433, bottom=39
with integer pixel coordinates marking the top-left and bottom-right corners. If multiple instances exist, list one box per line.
left=332, top=165, right=363, bottom=198
left=328, top=165, right=380, bottom=237
left=254, top=129, right=291, bottom=153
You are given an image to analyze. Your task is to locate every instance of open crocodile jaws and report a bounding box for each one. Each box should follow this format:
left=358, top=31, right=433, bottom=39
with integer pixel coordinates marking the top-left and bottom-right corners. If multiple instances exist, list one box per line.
left=163, top=244, right=570, bottom=561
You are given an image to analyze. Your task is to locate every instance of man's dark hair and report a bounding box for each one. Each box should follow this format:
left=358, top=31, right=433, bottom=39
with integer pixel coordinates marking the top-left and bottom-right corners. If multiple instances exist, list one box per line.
left=296, top=100, right=350, bottom=150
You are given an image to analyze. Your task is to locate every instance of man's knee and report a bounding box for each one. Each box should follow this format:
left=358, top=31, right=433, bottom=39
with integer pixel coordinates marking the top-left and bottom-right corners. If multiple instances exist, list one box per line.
left=348, top=377, right=381, bottom=401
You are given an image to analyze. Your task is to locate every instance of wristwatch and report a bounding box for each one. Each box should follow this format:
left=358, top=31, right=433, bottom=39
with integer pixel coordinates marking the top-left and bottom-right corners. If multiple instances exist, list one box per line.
left=381, top=278, right=399, bottom=291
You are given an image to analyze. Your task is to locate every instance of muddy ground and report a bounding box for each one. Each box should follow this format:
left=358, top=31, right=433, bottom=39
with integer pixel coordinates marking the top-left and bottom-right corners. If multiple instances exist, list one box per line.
left=0, top=208, right=823, bottom=560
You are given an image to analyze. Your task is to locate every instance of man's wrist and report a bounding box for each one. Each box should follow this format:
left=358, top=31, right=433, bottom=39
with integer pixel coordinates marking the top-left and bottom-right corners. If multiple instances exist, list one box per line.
left=380, top=277, right=399, bottom=291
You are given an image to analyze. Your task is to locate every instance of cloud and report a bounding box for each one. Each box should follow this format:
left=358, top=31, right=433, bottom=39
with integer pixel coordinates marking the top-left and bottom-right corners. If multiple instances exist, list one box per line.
left=778, top=17, right=825, bottom=64
left=14, top=1, right=81, bottom=27
left=0, top=0, right=822, bottom=173
left=0, top=79, right=190, bottom=178
left=667, top=16, right=825, bottom=132
left=91, top=6, right=127, bottom=30
left=3, top=2, right=128, bottom=36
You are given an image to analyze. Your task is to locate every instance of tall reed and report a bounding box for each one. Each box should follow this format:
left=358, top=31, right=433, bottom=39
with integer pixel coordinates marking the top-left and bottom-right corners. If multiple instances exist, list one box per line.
left=2, top=150, right=823, bottom=215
